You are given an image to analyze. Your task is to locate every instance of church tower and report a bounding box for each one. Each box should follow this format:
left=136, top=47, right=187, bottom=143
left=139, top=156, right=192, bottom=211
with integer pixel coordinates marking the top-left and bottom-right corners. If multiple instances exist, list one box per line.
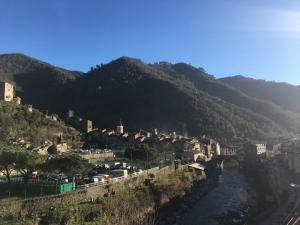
left=116, top=119, right=124, bottom=134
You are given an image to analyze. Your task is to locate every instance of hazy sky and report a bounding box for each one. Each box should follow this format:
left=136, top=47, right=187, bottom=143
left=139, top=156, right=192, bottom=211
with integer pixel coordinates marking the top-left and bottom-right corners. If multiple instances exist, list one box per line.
left=1, top=0, right=300, bottom=84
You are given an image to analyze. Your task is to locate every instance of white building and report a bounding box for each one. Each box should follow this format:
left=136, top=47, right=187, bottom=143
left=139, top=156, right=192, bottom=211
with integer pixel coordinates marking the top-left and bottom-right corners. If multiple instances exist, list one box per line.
left=256, top=144, right=267, bottom=155
left=215, top=143, right=221, bottom=156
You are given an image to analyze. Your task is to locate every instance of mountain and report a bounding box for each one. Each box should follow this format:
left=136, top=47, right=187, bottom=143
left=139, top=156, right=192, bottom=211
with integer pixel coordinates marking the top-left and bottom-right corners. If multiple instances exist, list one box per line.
left=61, top=57, right=292, bottom=143
left=152, top=63, right=300, bottom=132
left=0, top=53, right=297, bottom=144
left=0, top=53, right=82, bottom=112
left=219, top=75, right=300, bottom=115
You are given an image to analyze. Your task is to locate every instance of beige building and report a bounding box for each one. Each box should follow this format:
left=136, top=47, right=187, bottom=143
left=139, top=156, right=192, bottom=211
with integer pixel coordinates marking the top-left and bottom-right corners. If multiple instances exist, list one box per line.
left=0, top=82, right=14, bottom=102
left=81, top=119, right=93, bottom=133
left=116, top=120, right=124, bottom=134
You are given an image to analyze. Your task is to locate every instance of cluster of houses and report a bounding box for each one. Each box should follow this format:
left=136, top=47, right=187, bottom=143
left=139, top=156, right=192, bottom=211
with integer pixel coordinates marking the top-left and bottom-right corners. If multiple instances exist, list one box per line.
left=275, top=137, right=300, bottom=174
left=245, top=137, right=300, bottom=175
left=65, top=110, right=93, bottom=133
left=0, top=81, right=279, bottom=166
left=66, top=111, right=222, bottom=162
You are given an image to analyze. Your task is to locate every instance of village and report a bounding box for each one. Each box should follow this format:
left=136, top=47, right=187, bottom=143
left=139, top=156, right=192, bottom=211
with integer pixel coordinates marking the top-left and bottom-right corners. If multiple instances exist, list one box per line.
left=0, top=81, right=224, bottom=194
left=1, top=80, right=300, bottom=200
left=2, top=81, right=300, bottom=225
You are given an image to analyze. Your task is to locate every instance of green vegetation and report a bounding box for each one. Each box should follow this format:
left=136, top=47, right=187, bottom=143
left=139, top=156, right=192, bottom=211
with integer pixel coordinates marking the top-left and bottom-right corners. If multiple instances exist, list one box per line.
left=0, top=143, right=91, bottom=180
left=0, top=53, right=81, bottom=115
left=124, top=143, right=160, bottom=163
left=220, top=75, right=300, bottom=115
left=0, top=101, right=82, bottom=147
left=0, top=53, right=297, bottom=145
left=0, top=53, right=80, bottom=84
left=0, top=153, right=17, bottom=183
left=75, top=57, right=292, bottom=143
left=242, top=161, right=287, bottom=224
left=0, top=143, right=91, bottom=198
left=0, top=166, right=198, bottom=225
left=44, top=154, right=92, bottom=176
left=14, top=151, right=45, bottom=182
left=0, top=143, right=25, bottom=182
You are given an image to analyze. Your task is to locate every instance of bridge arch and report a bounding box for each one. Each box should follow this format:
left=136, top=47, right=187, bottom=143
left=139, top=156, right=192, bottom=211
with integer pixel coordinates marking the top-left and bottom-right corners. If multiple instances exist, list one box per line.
left=216, top=155, right=241, bottom=170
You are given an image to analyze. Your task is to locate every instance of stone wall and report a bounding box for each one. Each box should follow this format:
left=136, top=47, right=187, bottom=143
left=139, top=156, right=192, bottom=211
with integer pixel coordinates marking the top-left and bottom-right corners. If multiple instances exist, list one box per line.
left=81, top=152, right=114, bottom=162
left=0, top=165, right=179, bottom=217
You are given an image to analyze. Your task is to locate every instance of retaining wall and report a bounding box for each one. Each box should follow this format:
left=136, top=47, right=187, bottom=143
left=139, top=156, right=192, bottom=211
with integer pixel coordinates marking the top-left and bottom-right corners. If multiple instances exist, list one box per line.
left=0, top=165, right=181, bottom=217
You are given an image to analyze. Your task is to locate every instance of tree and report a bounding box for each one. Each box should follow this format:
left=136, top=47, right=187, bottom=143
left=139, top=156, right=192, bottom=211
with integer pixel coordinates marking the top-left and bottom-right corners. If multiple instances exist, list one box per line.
left=44, top=155, right=92, bottom=176
left=14, top=151, right=45, bottom=182
left=125, top=144, right=160, bottom=163
left=0, top=142, right=23, bottom=182
left=0, top=151, right=16, bottom=183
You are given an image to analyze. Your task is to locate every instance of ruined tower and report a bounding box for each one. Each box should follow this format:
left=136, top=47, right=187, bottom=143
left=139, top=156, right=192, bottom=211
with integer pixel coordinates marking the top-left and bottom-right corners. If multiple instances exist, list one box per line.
left=81, top=119, right=93, bottom=133
left=0, top=82, right=14, bottom=102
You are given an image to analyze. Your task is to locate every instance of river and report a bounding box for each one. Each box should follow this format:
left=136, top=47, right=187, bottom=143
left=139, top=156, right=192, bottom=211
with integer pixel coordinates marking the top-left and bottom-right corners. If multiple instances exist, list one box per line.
left=165, top=169, right=249, bottom=225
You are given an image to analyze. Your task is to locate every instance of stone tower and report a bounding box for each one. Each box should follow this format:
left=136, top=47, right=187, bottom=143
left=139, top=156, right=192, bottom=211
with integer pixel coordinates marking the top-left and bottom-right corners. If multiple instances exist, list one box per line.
left=67, top=110, right=74, bottom=118
left=81, top=119, right=93, bottom=133
left=15, top=97, right=21, bottom=105
left=0, top=82, right=14, bottom=102
left=116, top=119, right=124, bottom=134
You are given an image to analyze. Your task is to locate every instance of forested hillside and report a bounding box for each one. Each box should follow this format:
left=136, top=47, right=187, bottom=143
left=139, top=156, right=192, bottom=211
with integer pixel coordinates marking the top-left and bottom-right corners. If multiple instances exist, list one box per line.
left=0, top=54, right=82, bottom=112
left=153, top=63, right=300, bottom=131
left=0, top=101, right=82, bottom=148
left=220, top=75, right=300, bottom=114
left=0, top=53, right=298, bottom=144
left=63, top=57, right=292, bottom=143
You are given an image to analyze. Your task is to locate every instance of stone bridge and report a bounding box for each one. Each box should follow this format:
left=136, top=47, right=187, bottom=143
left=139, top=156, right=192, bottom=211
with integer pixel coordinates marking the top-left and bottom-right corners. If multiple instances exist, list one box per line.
left=215, top=155, right=242, bottom=170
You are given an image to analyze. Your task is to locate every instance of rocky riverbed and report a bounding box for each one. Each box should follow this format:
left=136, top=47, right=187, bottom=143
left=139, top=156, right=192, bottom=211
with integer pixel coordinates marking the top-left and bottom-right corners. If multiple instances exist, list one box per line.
left=157, top=169, right=249, bottom=225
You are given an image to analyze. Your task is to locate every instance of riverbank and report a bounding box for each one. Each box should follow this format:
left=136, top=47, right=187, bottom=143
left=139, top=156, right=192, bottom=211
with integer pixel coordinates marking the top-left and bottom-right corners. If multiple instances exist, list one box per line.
left=157, top=159, right=291, bottom=225
left=0, top=165, right=206, bottom=225
left=244, top=161, right=291, bottom=225
left=157, top=169, right=248, bottom=225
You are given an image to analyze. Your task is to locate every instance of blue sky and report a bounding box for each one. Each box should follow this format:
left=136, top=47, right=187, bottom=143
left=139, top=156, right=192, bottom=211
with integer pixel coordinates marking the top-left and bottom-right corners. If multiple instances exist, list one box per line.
left=1, top=0, right=300, bottom=84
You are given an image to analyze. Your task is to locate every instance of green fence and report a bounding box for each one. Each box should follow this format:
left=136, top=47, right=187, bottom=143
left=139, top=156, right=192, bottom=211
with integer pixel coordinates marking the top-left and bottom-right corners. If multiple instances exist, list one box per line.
left=0, top=179, right=75, bottom=195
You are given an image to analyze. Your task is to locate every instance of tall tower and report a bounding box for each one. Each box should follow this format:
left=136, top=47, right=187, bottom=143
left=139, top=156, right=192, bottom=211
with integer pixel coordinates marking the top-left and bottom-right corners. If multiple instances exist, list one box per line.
left=67, top=110, right=75, bottom=119
left=116, top=119, right=124, bottom=134
left=81, top=119, right=93, bottom=133
left=0, top=82, right=14, bottom=102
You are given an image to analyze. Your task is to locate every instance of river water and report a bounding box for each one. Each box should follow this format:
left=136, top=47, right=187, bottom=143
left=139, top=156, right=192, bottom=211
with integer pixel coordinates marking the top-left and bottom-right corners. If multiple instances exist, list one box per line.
left=175, top=169, right=249, bottom=225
